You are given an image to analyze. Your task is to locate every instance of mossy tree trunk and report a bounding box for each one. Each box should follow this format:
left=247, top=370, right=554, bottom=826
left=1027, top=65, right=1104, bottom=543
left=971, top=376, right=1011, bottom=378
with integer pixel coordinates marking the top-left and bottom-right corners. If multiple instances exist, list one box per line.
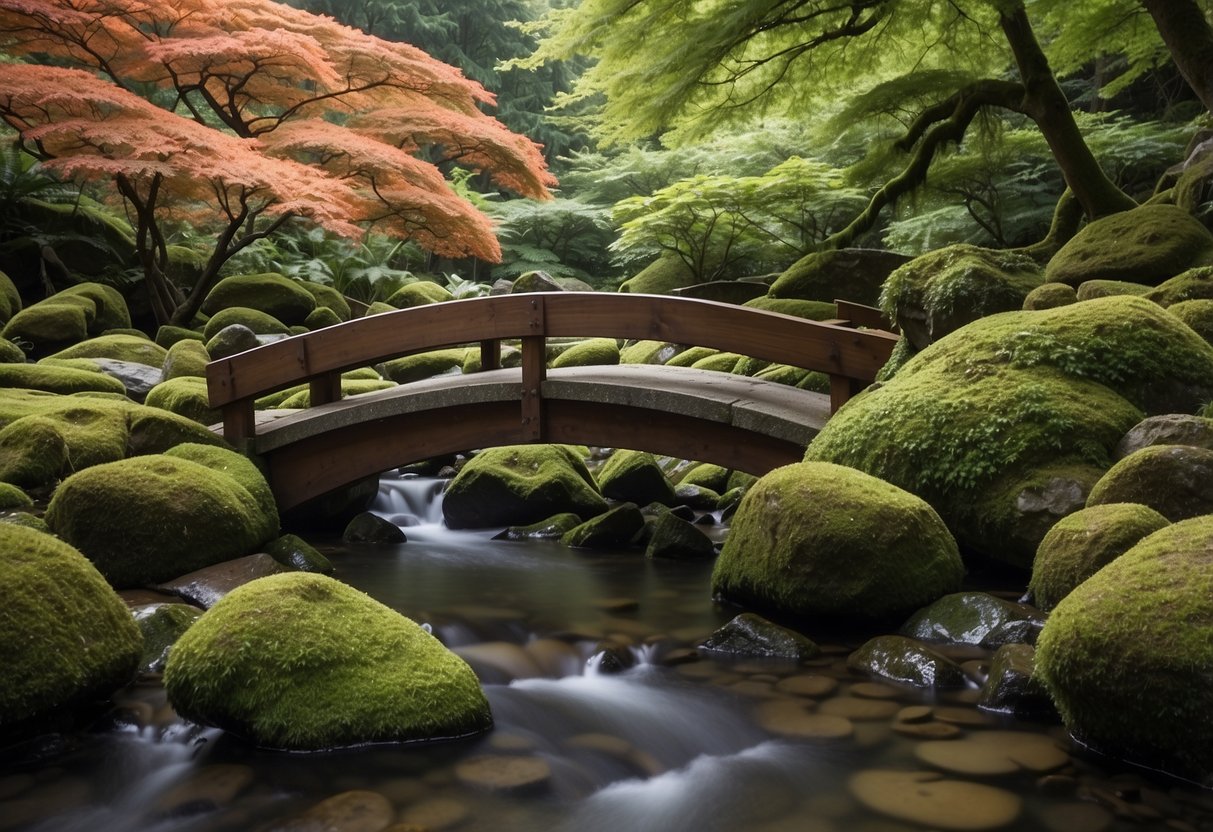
left=1140, top=0, right=1213, bottom=116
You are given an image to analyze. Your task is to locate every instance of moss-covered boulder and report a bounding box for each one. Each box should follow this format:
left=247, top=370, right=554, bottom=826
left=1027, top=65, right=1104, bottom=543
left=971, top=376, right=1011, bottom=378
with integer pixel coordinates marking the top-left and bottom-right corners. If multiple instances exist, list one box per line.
left=386, top=281, right=453, bottom=308
left=1167, top=299, right=1213, bottom=344
left=0, top=270, right=21, bottom=326
left=664, top=346, right=718, bottom=368
left=443, top=445, right=607, bottom=529
left=46, top=449, right=278, bottom=587
left=1035, top=516, right=1213, bottom=779
left=846, top=635, right=969, bottom=689
left=0, top=481, right=32, bottom=510
left=1144, top=265, right=1213, bottom=307
left=511, top=270, right=563, bottom=293
left=1022, top=283, right=1077, bottom=310
left=644, top=511, right=715, bottom=560
left=45, top=334, right=167, bottom=367
left=201, top=307, right=291, bottom=342
left=711, top=462, right=963, bottom=619
left=379, top=348, right=468, bottom=384
left=269, top=378, right=395, bottom=408
left=561, top=502, right=645, bottom=549
left=204, top=324, right=260, bottom=360
left=264, top=533, right=333, bottom=574
left=1028, top=503, right=1168, bottom=611
left=297, top=280, right=351, bottom=321
left=550, top=338, right=620, bottom=369
left=0, top=525, right=142, bottom=734
left=163, top=572, right=491, bottom=750
left=741, top=297, right=837, bottom=321
left=154, top=325, right=205, bottom=350
left=303, top=305, right=343, bottom=331
left=879, top=244, right=1043, bottom=349
left=1045, top=205, right=1213, bottom=288
left=162, top=339, right=211, bottom=380
left=1075, top=279, right=1152, bottom=301
left=1086, top=444, right=1213, bottom=521
left=769, top=248, right=911, bottom=306
left=618, top=254, right=697, bottom=295
left=143, top=377, right=219, bottom=426
left=618, top=340, right=686, bottom=365
left=691, top=351, right=746, bottom=373
left=1115, top=413, right=1213, bottom=458
left=200, top=273, right=316, bottom=325
left=0, top=363, right=127, bottom=396
left=597, top=449, right=676, bottom=506
left=676, top=462, right=730, bottom=491
left=2, top=283, right=131, bottom=358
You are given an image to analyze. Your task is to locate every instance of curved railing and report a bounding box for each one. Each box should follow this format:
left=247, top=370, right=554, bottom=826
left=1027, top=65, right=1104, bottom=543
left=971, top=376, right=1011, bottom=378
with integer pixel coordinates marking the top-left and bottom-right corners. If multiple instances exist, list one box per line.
left=206, top=292, right=899, bottom=443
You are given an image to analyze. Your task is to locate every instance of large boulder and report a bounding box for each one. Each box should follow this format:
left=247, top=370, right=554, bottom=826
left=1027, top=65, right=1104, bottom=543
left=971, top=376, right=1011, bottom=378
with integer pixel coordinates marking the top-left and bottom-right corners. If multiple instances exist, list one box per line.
left=807, top=296, right=1213, bottom=567
left=618, top=254, right=697, bottom=295
left=1115, top=413, right=1213, bottom=458
left=385, top=281, right=454, bottom=308
left=164, top=572, right=490, bottom=750
left=2, top=283, right=131, bottom=358
left=711, top=462, right=963, bottom=619
left=1086, top=444, right=1213, bottom=521
left=1035, top=516, right=1213, bottom=780
left=443, top=445, right=607, bottom=529
left=201, top=307, right=290, bottom=341
left=1028, top=503, right=1169, bottom=611
left=596, top=449, right=676, bottom=506
left=200, top=273, right=316, bottom=325
left=1044, top=204, right=1213, bottom=287
left=1145, top=265, right=1213, bottom=306
left=768, top=248, right=911, bottom=306
left=0, top=525, right=142, bottom=735
left=46, top=447, right=278, bottom=587
left=549, top=338, right=620, bottom=369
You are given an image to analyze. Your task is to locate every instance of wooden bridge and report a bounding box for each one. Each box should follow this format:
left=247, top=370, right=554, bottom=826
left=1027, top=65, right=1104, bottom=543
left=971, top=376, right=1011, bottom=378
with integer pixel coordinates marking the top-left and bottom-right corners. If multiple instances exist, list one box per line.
left=206, top=293, right=898, bottom=512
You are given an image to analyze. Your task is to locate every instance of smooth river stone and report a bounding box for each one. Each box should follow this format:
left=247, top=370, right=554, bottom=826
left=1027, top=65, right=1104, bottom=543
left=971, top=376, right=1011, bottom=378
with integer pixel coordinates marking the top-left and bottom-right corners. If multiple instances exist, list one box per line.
left=849, top=770, right=1022, bottom=831
left=914, top=730, right=1070, bottom=776
left=754, top=700, right=855, bottom=741
left=895, top=705, right=933, bottom=724
left=454, top=755, right=552, bottom=793
left=397, top=797, right=470, bottom=830
left=263, top=790, right=394, bottom=832
left=893, top=721, right=963, bottom=740
left=153, top=764, right=254, bottom=814
left=818, top=697, right=901, bottom=721
left=850, top=682, right=904, bottom=700
left=774, top=674, right=839, bottom=698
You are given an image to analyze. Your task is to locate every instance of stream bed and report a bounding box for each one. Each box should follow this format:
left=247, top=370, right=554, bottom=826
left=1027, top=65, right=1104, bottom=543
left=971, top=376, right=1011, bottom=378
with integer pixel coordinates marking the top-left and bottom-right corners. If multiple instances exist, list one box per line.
left=2, top=474, right=1212, bottom=832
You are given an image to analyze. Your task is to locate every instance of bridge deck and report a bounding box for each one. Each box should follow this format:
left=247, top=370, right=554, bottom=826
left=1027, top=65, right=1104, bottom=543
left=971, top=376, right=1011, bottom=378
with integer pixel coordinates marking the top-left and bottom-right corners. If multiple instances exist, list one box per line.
left=246, top=365, right=829, bottom=511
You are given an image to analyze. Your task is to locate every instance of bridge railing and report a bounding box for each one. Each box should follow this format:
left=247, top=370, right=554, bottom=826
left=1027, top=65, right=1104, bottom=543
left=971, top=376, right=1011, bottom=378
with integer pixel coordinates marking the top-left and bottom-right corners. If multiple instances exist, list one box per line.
left=206, top=292, right=900, bottom=443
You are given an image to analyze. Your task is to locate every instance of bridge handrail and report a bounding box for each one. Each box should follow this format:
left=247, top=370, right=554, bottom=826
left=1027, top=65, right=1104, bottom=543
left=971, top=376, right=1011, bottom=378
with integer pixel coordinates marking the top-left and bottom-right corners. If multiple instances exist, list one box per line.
left=206, top=292, right=899, bottom=442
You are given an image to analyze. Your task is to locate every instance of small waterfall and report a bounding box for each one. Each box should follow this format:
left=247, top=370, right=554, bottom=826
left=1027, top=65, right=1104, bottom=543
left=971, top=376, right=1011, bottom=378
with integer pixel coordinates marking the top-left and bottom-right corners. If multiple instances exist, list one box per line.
left=370, top=473, right=446, bottom=527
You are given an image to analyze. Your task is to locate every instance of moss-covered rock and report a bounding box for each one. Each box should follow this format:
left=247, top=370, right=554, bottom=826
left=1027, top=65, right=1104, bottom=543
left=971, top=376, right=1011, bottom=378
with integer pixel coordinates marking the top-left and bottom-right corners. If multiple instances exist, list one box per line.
left=1075, top=279, right=1152, bottom=302
left=297, top=280, right=351, bottom=321
left=1144, top=265, right=1213, bottom=307
left=0, top=481, right=32, bottom=510
left=273, top=378, right=396, bottom=408
left=711, top=462, right=963, bottom=619
left=1022, top=283, right=1077, bottom=310
left=561, top=502, right=645, bottom=549
left=204, top=324, right=260, bottom=360
left=879, top=244, right=1044, bottom=349
left=134, top=603, right=202, bottom=675
left=0, top=524, right=142, bottom=733
left=165, top=443, right=278, bottom=530
left=386, top=281, right=453, bottom=308
left=0, top=270, right=21, bottom=326
left=768, top=248, right=910, bottom=306
left=0, top=404, right=128, bottom=488
left=644, top=511, right=715, bottom=560
left=162, top=339, right=211, bottom=380
left=676, top=462, right=730, bottom=491
left=511, top=270, right=563, bottom=293
left=3, top=283, right=132, bottom=358
left=495, top=512, right=582, bottom=541
left=597, top=449, right=676, bottom=506
left=0, top=361, right=129, bottom=398
left=46, top=452, right=278, bottom=587
left=379, top=348, right=468, bottom=384
left=691, top=351, right=746, bottom=373
left=144, top=377, right=219, bottom=425
left=618, top=254, right=697, bottom=295
left=264, top=533, right=333, bottom=574
left=618, top=340, right=685, bottom=365
left=1035, top=516, right=1213, bottom=779
left=1028, top=503, right=1169, bottom=611
left=303, top=305, right=343, bottom=331
left=846, top=635, right=968, bottom=688
left=899, top=592, right=1043, bottom=646
left=201, top=307, right=290, bottom=342
left=0, top=337, right=25, bottom=363
left=0, top=511, right=48, bottom=533
left=443, top=445, right=607, bottom=529
left=343, top=512, right=407, bottom=544
left=1086, top=444, right=1213, bottom=521
left=978, top=643, right=1054, bottom=718
left=1167, top=299, right=1213, bottom=344
left=664, top=346, right=718, bottom=368
left=45, top=334, right=167, bottom=368
left=1045, top=204, right=1213, bottom=288
left=154, top=325, right=205, bottom=350
left=200, top=273, right=316, bottom=325
left=163, top=572, right=491, bottom=750
left=741, top=297, right=837, bottom=321
left=550, top=338, right=620, bottom=369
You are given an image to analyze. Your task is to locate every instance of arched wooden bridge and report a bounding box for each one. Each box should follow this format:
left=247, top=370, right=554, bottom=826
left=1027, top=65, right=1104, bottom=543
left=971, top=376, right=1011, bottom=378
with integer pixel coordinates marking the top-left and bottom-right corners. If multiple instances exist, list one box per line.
left=206, top=293, right=898, bottom=512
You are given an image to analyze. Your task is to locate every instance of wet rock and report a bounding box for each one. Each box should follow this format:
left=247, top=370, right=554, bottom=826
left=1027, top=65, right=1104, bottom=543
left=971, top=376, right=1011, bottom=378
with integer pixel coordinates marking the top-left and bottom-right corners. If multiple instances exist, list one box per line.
left=672, top=483, right=721, bottom=510
left=1115, top=413, right=1213, bottom=459
left=978, top=619, right=1045, bottom=648
left=261, top=789, right=393, bottom=832
left=454, top=755, right=551, bottom=793
left=587, top=643, right=636, bottom=674
left=698, top=613, right=821, bottom=662
left=1086, top=444, right=1213, bottom=521
left=645, top=512, right=716, bottom=561
left=755, top=701, right=854, bottom=741
left=493, top=512, right=581, bottom=540
left=849, top=770, right=1022, bottom=830
left=453, top=642, right=544, bottom=683
left=155, top=553, right=288, bottom=609
left=153, top=764, right=254, bottom=817
left=900, top=592, right=1043, bottom=646
left=562, top=502, right=645, bottom=549
left=264, top=533, right=333, bottom=574
left=846, top=635, right=969, bottom=689
left=342, top=512, right=406, bottom=544
left=133, top=603, right=203, bottom=673
left=89, top=358, right=163, bottom=401
left=817, top=697, right=900, bottom=721
left=914, top=730, right=1069, bottom=776
left=597, top=449, right=676, bottom=506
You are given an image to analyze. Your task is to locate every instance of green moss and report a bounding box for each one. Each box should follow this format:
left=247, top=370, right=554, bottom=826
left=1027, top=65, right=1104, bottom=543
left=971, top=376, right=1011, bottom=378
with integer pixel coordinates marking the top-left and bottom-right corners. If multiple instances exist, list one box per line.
left=1023, top=283, right=1078, bottom=310
left=0, top=403, right=133, bottom=488
left=562, top=502, right=645, bottom=548
left=45, top=334, right=167, bottom=368
left=379, top=348, right=468, bottom=384
left=386, top=281, right=453, bottom=308
left=0, top=525, right=142, bottom=732
left=664, top=346, right=718, bottom=368
left=769, top=248, right=909, bottom=305
left=162, top=339, right=211, bottom=380
left=364, top=301, right=395, bottom=316
left=879, top=244, right=1044, bottom=349
left=1075, top=279, right=1152, bottom=301
left=2, top=303, right=90, bottom=357
left=0, top=512, right=49, bottom=533
left=0, top=270, right=21, bottom=325
left=618, top=254, right=696, bottom=295
left=274, top=378, right=396, bottom=408
left=712, top=462, right=963, bottom=619
left=154, top=325, right=205, bottom=349
left=676, top=462, right=730, bottom=491
left=46, top=453, right=277, bottom=587
left=597, top=449, right=676, bottom=506
left=443, top=444, right=607, bottom=529
left=200, top=273, right=316, bottom=325
left=874, top=337, right=916, bottom=382
left=264, top=533, right=333, bottom=574
left=297, top=281, right=351, bottom=321
left=0, top=364, right=127, bottom=397
left=645, top=511, right=715, bottom=560
left=0, top=482, right=31, bottom=510
left=56, top=283, right=131, bottom=332
left=1145, top=266, right=1213, bottom=307
left=0, top=338, right=25, bottom=363
left=1045, top=204, right=1213, bottom=287
left=619, top=340, right=686, bottom=365
left=691, top=351, right=745, bottom=373
left=204, top=324, right=259, bottom=360
left=145, top=377, right=218, bottom=425
left=164, top=573, right=490, bottom=749
left=1029, top=503, right=1169, bottom=611
left=511, top=270, right=562, bottom=293
left=1035, top=516, right=1213, bottom=778
left=1086, top=444, right=1213, bottom=521
left=1167, top=299, right=1213, bottom=345
left=165, top=443, right=278, bottom=532
left=303, top=305, right=342, bottom=330
left=550, top=338, right=620, bottom=369
left=202, top=307, right=290, bottom=342
left=741, top=297, right=837, bottom=321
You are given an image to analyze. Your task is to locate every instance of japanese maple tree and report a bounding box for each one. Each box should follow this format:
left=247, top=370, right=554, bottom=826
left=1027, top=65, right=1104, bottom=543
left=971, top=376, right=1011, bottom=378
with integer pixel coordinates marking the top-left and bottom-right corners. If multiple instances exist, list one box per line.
left=0, top=0, right=555, bottom=325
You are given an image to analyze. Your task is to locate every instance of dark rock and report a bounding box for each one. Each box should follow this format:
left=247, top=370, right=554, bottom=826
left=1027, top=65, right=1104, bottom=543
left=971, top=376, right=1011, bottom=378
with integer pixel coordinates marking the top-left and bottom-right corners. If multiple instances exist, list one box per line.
left=493, top=512, right=581, bottom=541
left=264, top=533, right=333, bottom=574
left=133, top=603, right=203, bottom=674
left=846, top=634, right=969, bottom=689
left=644, top=512, right=716, bottom=560
left=562, top=503, right=645, bottom=549
left=155, top=553, right=288, bottom=609
left=90, top=358, right=162, bottom=401
left=673, top=482, right=721, bottom=510
left=342, top=512, right=407, bottom=544
left=597, top=449, right=676, bottom=506
left=1115, top=413, right=1213, bottom=459
left=698, top=613, right=821, bottom=662
left=900, top=592, right=1044, bottom=646
left=978, top=644, right=1056, bottom=718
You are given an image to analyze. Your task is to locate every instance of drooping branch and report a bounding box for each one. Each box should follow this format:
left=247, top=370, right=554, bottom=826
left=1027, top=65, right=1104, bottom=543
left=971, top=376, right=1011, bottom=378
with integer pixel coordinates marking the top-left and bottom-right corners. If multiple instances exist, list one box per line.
left=1140, top=0, right=1213, bottom=115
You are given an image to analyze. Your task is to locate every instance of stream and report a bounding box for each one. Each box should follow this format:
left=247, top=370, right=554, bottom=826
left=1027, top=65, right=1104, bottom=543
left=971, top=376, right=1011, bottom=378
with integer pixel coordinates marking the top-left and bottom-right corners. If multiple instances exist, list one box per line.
left=2, top=473, right=1212, bottom=832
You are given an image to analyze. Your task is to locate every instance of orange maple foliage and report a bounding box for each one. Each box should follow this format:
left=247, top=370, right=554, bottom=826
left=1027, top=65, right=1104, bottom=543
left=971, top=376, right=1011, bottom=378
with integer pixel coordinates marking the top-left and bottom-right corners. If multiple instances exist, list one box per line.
left=0, top=0, right=555, bottom=325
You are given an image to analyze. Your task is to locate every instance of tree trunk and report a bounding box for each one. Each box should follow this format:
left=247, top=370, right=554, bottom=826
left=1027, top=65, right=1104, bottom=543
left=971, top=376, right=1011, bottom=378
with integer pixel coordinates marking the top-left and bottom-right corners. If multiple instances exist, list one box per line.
left=1141, top=0, right=1213, bottom=114
left=999, top=3, right=1137, bottom=220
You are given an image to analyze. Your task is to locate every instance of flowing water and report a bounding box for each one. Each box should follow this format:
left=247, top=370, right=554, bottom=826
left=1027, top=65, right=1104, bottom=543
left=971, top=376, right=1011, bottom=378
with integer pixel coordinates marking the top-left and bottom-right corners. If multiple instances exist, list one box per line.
left=2, top=474, right=1212, bottom=832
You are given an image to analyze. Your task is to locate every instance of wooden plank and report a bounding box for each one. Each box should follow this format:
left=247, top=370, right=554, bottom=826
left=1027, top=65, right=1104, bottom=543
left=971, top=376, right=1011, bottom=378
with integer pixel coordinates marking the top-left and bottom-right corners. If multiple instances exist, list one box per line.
left=479, top=339, right=501, bottom=371
left=309, top=371, right=342, bottom=406
left=221, top=400, right=256, bottom=443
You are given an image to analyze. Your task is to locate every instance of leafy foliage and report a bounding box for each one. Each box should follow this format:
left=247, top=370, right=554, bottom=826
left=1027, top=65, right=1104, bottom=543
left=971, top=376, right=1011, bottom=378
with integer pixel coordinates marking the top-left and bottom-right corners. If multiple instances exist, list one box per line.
left=488, top=195, right=614, bottom=282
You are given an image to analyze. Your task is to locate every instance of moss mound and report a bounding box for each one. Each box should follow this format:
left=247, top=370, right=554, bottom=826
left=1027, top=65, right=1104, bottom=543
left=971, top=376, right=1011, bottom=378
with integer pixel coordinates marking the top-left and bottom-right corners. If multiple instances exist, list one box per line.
left=164, top=573, right=490, bottom=750
left=741, top=297, right=837, bottom=321
left=1145, top=266, right=1213, bottom=307
left=0, top=363, right=127, bottom=396
left=1035, top=516, right=1213, bottom=779
left=550, top=338, right=620, bottom=369
left=2, top=283, right=131, bottom=358
left=165, top=443, right=278, bottom=530
left=711, top=462, right=963, bottom=619
left=303, top=305, right=343, bottom=330
left=46, top=452, right=278, bottom=587
left=443, top=445, right=607, bottom=529
left=379, top=348, right=468, bottom=384
left=618, top=254, right=697, bottom=295
left=298, top=280, right=351, bottom=321
left=273, top=378, right=396, bottom=408
left=0, top=481, right=32, bottom=509
left=1029, top=503, right=1169, bottom=611
left=562, top=502, right=645, bottom=548
left=154, top=325, right=205, bottom=349
left=0, top=270, right=21, bottom=326
left=1167, top=299, right=1213, bottom=345
left=1045, top=204, right=1213, bottom=287
left=45, top=334, right=167, bottom=368
left=768, top=248, right=910, bottom=305
left=619, top=340, right=685, bottom=365
left=879, top=244, right=1043, bottom=349
left=1075, top=279, right=1151, bottom=301
left=201, top=307, right=290, bottom=342
left=386, top=281, right=453, bottom=308
left=597, top=449, right=676, bottom=506
left=0, top=337, right=25, bottom=363
left=1022, top=282, right=1078, bottom=310
left=200, top=273, right=316, bottom=325
left=162, top=339, right=211, bottom=380
left=1086, top=444, right=1213, bottom=521
left=0, top=525, right=141, bottom=733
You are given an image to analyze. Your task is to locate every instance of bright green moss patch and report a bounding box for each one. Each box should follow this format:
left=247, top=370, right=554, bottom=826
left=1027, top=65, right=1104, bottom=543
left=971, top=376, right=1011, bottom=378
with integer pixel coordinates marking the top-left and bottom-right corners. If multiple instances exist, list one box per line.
left=144, top=377, right=219, bottom=426
left=386, top=281, right=453, bottom=308
left=163, top=573, right=491, bottom=750
left=162, top=339, right=211, bottom=380
left=154, top=325, right=205, bottom=349
left=1035, top=516, right=1213, bottom=779
left=691, top=351, right=745, bottom=373
left=1022, top=282, right=1077, bottom=311
left=618, top=254, right=696, bottom=295
left=0, top=482, right=31, bottom=509
left=0, top=363, right=127, bottom=396
left=712, top=462, right=963, bottom=619
left=201, top=307, right=290, bottom=341
left=165, top=443, right=278, bottom=532
left=0, top=405, right=129, bottom=488
left=550, top=338, right=620, bottom=369
left=741, top=297, right=837, bottom=321
left=1167, top=299, right=1213, bottom=345
left=619, top=340, right=685, bottom=365
left=768, top=248, right=908, bottom=305
left=45, top=334, right=167, bottom=367
left=379, top=349, right=468, bottom=384
left=201, top=273, right=316, bottom=325
left=0, top=524, right=141, bottom=732
left=1145, top=266, right=1213, bottom=306
left=1075, top=279, right=1151, bottom=301
left=297, top=281, right=351, bottom=321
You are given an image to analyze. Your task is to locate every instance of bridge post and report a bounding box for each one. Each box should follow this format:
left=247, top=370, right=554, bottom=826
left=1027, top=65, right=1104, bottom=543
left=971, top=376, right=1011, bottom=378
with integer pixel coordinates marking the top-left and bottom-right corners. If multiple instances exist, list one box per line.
left=521, top=296, right=546, bottom=441
left=309, top=372, right=342, bottom=406
left=479, top=339, right=501, bottom=371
